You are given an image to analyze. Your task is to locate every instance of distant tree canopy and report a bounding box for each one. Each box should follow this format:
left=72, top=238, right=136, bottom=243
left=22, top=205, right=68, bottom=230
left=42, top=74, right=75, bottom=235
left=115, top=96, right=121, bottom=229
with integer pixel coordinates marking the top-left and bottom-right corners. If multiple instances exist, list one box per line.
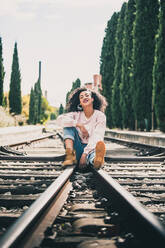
left=111, top=2, right=127, bottom=128
left=34, top=79, right=42, bottom=123
left=132, top=0, right=159, bottom=131
left=0, top=37, right=5, bottom=106
left=50, top=112, right=56, bottom=120
left=29, top=88, right=35, bottom=124
left=41, top=96, right=50, bottom=123
left=59, top=103, right=64, bottom=115
left=66, top=78, right=81, bottom=106
left=120, top=0, right=136, bottom=130
left=28, top=87, right=57, bottom=124
left=100, top=12, right=119, bottom=128
left=100, top=0, right=163, bottom=131
left=28, top=79, right=42, bottom=124
left=9, top=42, right=22, bottom=114
left=153, top=0, right=165, bottom=132
left=0, top=39, right=58, bottom=125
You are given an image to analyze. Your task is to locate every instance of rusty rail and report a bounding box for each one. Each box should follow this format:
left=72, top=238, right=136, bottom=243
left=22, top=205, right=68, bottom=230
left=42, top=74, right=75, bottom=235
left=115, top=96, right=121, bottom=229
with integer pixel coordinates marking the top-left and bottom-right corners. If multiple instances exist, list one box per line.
left=0, top=167, right=74, bottom=248
left=92, top=167, right=165, bottom=248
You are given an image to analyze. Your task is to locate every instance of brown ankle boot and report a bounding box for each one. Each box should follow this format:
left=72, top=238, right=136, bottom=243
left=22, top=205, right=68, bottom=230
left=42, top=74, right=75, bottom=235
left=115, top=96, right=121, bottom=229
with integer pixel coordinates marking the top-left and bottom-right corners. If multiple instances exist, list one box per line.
left=94, top=141, right=106, bottom=169
left=62, top=148, right=77, bottom=167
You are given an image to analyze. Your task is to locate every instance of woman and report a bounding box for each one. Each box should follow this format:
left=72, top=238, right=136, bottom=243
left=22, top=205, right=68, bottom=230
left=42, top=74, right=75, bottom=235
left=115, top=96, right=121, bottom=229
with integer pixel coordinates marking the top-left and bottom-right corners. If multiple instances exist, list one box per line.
left=57, top=87, right=107, bottom=169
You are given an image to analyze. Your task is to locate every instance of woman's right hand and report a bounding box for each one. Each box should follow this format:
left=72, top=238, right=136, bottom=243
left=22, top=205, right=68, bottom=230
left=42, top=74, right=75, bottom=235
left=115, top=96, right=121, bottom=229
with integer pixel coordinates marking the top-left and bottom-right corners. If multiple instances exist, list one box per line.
left=79, top=153, right=87, bottom=169
left=76, top=123, right=89, bottom=138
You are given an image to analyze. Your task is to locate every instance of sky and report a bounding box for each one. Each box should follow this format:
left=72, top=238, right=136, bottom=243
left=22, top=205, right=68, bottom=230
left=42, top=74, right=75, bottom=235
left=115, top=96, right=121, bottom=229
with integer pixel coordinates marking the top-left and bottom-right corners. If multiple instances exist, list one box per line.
left=0, top=0, right=126, bottom=107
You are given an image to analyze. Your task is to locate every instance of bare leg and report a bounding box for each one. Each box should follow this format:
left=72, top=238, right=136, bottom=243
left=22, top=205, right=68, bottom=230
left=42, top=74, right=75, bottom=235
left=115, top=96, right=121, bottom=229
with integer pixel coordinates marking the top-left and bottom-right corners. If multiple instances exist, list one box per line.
left=64, top=138, right=74, bottom=150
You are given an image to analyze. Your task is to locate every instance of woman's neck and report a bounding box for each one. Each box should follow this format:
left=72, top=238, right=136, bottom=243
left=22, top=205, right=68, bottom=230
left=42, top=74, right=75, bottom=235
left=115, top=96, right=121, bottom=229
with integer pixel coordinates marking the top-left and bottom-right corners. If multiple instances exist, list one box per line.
left=83, top=106, right=94, bottom=118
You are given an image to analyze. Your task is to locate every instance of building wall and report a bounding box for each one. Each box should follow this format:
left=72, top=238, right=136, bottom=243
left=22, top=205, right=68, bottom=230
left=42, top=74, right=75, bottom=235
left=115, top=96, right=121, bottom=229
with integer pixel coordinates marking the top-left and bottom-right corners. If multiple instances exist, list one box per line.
left=84, top=74, right=102, bottom=91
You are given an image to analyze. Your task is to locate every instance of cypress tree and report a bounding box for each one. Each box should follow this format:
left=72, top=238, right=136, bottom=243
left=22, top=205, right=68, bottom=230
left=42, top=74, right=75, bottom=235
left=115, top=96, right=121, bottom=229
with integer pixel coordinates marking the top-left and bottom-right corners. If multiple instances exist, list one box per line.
left=111, top=3, right=127, bottom=128
left=35, top=79, right=42, bottom=123
left=28, top=61, right=43, bottom=125
left=29, top=87, right=35, bottom=124
left=29, top=79, right=42, bottom=124
left=132, top=0, right=159, bottom=130
left=37, top=62, right=42, bottom=123
left=120, top=0, right=136, bottom=130
left=33, top=80, right=42, bottom=124
left=153, top=0, right=165, bottom=132
left=66, top=78, right=81, bottom=105
left=0, top=37, right=5, bottom=106
left=59, top=103, right=64, bottom=115
left=9, top=42, right=22, bottom=114
left=100, top=12, right=119, bottom=128
left=50, top=112, right=56, bottom=120
left=72, top=78, right=81, bottom=90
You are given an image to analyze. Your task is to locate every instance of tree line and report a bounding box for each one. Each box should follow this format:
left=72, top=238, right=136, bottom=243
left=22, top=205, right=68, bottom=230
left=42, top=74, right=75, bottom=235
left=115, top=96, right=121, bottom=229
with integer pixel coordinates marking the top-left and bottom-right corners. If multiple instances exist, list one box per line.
left=0, top=41, right=23, bottom=115
left=0, top=39, right=56, bottom=124
left=58, top=78, right=81, bottom=115
left=100, top=0, right=165, bottom=132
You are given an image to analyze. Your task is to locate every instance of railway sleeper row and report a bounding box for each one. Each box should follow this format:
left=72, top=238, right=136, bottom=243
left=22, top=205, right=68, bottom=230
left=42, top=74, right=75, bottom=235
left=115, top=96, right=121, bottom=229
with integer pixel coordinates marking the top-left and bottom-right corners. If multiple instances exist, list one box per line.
left=0, top=160, right=65, bottom=238
left=102, top=161, right=165, bottom=227
left=0, top=132, right=165, bottom=247
left=0, top=166, right=165, bottom=248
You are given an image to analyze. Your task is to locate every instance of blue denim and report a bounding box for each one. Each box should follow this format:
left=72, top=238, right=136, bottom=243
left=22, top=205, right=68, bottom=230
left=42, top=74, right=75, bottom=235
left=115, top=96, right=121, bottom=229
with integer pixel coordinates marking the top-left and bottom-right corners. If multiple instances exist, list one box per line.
left=63, top=127, right=95, bottom=164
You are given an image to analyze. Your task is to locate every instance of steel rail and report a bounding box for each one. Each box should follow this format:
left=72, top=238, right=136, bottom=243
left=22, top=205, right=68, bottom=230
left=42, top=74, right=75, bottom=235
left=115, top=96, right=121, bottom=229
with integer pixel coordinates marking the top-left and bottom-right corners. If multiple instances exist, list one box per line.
left=92, top=168, right=165, bottom=248
left=105, top=135, right=165, bottom=150
left=0, top=154, right=65, bottom=161
left=0, top=166, right=74, bottom=248
left=0, top=155, right=164, bottom=162
left=9, top=133, right=56, bottom=147
left=1, top=131, right=164, bottom=162
left=105, top=156, right=165, bottom=162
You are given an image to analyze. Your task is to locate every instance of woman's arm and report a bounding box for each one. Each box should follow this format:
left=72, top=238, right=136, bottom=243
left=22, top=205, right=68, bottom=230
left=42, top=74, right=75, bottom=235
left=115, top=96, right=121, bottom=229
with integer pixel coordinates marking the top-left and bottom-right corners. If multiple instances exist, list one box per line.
left=76, top=123, right=89, bottom=138
left=56, top=112, right=77, bottom=127
left=84, top=113, right=106, bottom=154
left=57, top=112, right=89, bottom=138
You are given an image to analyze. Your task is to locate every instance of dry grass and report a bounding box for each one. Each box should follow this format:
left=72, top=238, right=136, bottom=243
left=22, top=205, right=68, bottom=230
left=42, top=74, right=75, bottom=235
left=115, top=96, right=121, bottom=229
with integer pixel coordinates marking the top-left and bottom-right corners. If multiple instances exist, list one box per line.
left=0, top=107, right=15, bottom=127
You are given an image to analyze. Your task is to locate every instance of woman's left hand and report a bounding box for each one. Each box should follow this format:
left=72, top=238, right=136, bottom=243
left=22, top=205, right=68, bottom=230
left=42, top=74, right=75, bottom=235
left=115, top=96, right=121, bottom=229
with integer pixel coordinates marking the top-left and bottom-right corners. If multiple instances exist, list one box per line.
left=76, top=123, right=89, bottom=139
left=79, top=153, right=87, bottom=169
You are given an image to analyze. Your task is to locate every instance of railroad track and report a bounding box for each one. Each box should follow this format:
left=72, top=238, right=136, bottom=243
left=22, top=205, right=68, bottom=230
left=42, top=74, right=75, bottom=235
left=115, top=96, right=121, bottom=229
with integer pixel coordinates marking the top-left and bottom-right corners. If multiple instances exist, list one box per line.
left=104, top=135, right=165, bottom=157
left=0, top=132, right=64, bottom=239
left=0, top=129, right=165, bottom=247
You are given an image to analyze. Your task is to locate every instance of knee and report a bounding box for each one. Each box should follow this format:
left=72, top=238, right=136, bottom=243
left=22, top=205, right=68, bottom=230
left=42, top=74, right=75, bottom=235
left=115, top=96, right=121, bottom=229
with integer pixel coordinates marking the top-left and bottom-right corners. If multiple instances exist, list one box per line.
left=63, top=127, right=77, bottom=135
left=63, top=127, right=76, bottom=131
left=63, top=127, right=77, bottom=138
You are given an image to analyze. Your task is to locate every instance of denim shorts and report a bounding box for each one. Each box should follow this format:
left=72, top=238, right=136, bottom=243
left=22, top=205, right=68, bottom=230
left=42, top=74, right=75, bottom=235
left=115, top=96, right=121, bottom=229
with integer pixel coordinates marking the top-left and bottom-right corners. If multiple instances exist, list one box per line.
left=63, top=127, right=95, bottom=164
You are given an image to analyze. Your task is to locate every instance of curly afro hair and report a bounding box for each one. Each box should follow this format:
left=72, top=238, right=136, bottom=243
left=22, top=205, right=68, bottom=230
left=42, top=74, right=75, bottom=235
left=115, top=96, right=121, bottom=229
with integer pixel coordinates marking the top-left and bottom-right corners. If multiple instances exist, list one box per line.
left=66, top=87, right=107, bottom=113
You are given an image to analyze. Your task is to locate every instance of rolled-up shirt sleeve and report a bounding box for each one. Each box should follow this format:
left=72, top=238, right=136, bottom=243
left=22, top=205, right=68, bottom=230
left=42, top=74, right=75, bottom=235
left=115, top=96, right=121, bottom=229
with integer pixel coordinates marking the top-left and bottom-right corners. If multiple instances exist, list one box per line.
left=84, top=113, right=106, bottom=154
left=56, top=112, right=77, bottom=127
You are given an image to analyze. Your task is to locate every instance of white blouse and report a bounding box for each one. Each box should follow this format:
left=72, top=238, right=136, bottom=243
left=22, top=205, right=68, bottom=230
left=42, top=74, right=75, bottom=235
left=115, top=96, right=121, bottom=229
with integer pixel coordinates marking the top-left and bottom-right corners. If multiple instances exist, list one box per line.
left=56, top=109, right=106, bottom=154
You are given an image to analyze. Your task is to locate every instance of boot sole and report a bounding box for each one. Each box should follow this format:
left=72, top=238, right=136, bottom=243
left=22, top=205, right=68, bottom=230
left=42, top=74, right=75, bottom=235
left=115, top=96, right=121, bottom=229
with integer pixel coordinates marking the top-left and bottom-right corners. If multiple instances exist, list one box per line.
left=62, top=160, right=77, bottom=167
left=94, top=141, right=106, bottom=169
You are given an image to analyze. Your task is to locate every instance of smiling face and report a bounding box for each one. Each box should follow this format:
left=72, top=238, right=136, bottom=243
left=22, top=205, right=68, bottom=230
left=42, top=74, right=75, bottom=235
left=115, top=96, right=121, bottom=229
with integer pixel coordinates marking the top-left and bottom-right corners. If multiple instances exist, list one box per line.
left=79, top=90, right=94, bottom=108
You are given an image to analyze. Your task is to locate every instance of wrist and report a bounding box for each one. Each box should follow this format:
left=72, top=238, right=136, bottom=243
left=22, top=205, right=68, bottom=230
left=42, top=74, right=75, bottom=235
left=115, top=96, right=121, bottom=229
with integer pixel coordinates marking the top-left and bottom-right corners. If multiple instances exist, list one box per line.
left=76, top=123, right=83, bottom=128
